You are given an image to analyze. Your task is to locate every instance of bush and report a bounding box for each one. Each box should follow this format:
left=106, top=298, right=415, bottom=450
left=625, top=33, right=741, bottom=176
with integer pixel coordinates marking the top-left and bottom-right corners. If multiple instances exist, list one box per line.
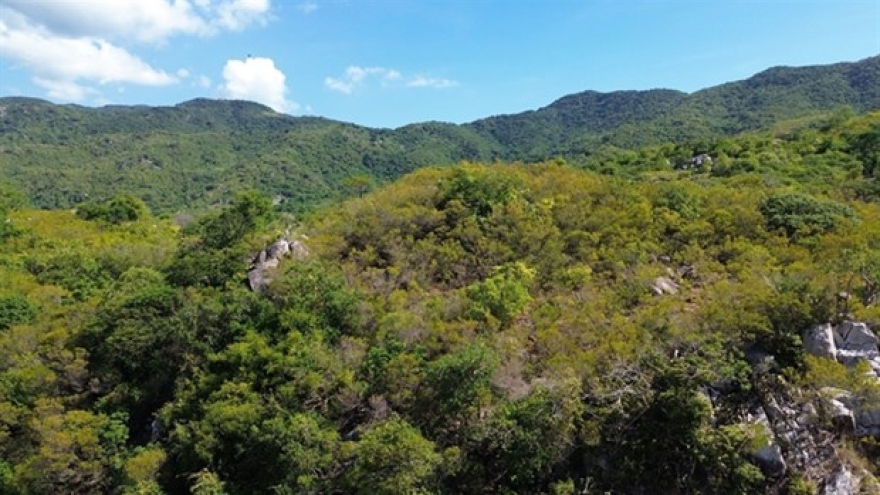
left=0, top=294, right=37, bottom=330
left=77, top=194, right=149, bottom=224
left=759, top=192, right=857, bottom=239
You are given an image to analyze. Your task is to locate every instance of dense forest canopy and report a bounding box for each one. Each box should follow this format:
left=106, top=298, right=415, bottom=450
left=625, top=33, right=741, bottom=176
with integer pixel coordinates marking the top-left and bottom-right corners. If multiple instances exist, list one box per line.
left=1, top=102, right=879, bottom=493
left=1, top=55, right=878, bottom=214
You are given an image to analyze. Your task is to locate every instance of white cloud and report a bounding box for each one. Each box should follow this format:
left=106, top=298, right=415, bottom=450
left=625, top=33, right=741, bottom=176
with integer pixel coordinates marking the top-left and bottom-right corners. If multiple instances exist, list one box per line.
left=407, top=76, right=458, bottom=89
left=2, top=0, right=271, bottom=44
left=0, top=1, right=273, bottom=103
left=198, top=75, right=213, bottom=88
left=2, top=0, right=208, bottom=44
left=325, top=66, right=458, bottom=94
left=220, top=57, right=296, bottom=113
left=324, top=66, right=391, bottom=94
left=214, top=0, right=271, bottom=31
left=0, top=19, right=176, bottom=102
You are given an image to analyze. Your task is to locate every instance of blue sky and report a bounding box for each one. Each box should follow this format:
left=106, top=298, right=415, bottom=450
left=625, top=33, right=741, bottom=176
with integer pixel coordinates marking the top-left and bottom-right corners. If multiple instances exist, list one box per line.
left=1, top=0, right=878, bottom=128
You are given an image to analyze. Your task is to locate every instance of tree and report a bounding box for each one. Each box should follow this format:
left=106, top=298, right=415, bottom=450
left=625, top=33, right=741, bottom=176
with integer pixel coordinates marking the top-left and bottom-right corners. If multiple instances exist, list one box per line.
left=340, top=417, right=441, bottom=495
left=456, top=381, right=583, bottom=493
left=849, top=122, right=880, bottom=178
left=759, top=192, right=857, bottom=239
left=416, top=344, right=498, bottom=437
left=16, top=400, right=128, bottom=495
left=341, top=174, right=376, bottom=198
left=0, top=184, right=25, bottom=241
left=167, top=190, right=274, bottom=287
left=0, top=294, right=37, bottom=330
left=466, top=262, right=535, bottom=327
left=76, top=194, right=149, bottom=224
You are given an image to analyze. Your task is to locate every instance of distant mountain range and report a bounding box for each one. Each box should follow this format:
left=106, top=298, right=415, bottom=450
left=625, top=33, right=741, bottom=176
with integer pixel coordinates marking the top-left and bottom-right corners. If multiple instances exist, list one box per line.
left=1, top=55, right=878, bottom=212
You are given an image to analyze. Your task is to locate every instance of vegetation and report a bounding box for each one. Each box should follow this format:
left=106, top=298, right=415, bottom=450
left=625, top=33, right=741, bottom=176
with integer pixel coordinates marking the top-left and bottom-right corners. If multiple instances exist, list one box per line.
left=1, top=56, right=877, bottom=214
left=0, top=105, right=879, bottom=493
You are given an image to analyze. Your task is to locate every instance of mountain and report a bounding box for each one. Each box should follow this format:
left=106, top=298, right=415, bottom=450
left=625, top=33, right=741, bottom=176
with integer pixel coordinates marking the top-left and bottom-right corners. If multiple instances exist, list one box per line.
left=1, top=55, right=878, bottom=212
left=466, top=55, right=880, bottom=157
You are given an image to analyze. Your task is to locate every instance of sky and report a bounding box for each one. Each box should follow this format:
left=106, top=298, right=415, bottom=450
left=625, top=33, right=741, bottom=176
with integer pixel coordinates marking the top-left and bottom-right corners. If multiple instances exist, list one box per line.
left=1, top=1, right=878, bottom=129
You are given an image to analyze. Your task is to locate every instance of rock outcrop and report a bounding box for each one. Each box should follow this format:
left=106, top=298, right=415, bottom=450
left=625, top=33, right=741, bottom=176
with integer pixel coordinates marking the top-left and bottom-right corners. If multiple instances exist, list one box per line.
left=247, top=237, right=308, bottom=292
left=803, top=320, right=880, bottom=378
left=803, top=323, right=837, bottom=360
left=802, top=321, right=880, bottom=437
left=748, top=408, right=787, bottom=478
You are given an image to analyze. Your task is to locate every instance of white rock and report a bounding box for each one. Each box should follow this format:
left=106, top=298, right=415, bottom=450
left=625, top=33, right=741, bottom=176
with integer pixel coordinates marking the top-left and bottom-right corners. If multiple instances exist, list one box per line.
left=650, top=276, right=679, bottom=296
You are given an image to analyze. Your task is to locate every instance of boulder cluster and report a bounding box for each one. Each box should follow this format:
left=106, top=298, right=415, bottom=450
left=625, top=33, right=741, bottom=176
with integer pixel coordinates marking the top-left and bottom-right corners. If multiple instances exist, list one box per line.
left=802, top=321, right=880, bottom=439
left=247, top=237, right=308, bottom=292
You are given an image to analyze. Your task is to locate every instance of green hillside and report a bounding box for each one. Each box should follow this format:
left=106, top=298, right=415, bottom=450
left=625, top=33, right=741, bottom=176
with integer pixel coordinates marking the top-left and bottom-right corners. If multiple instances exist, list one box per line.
left=1, top=56, right=877, bottom=214
left=1, top=106, right=879, bottom=493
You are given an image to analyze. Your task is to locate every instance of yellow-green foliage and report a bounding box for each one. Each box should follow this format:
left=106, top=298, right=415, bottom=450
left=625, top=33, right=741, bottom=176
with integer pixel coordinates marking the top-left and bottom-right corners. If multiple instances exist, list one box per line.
left=2, top=112, right=880, bottom=494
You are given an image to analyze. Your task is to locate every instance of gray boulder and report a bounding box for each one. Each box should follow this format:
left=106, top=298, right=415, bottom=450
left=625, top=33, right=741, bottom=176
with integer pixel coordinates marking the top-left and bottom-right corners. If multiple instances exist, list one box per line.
left=835, top=321, right=878, bottom=352
left=834, top=321, right=879, bottom=368
left=752, top=443, right=786, bottom=478
left=247, top=237, right=309, bottom=292
left=289, top=240, right=309, bottom=260
left=748, top=409, right=787, bottom=478
left=265, top=239, right=291, bottom=260
left=829, top=398, right=856, bottom=433
left=804, top=323, right=838, bottom=360
left=854, top=406, right=880, bottom=437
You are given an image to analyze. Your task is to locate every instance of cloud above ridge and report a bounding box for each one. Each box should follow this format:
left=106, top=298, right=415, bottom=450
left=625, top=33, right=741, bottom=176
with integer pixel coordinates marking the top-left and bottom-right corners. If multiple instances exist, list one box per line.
left=325, top=65, right=457, bottom=94
left=0, top=0, right=272, bottom=102
left=220, top=57, right=296, bottom=113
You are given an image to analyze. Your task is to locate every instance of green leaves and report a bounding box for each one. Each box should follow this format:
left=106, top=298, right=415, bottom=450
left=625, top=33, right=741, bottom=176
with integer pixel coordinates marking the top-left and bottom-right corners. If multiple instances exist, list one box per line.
left=439, top=167, right=524, bottom=218
left=760, top=192, right=858, bottom=239
left=76, top=194, right=150, bottom=224
left=465, top=262, right=535, bottom=327
left=340, top=417, right=441, bottom=495
left=0, top=294, right=36, bottom=331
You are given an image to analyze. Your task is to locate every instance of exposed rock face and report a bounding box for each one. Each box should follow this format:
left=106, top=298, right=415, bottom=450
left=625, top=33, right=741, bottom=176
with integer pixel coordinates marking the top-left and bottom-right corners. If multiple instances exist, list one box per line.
left=748, top=408, right=787, bottom=478
left=247, top=237, right=309, bottom=292
left=854, top=406, right=880, bottom=437
left=804, top=322, right=880, bottom=438
left=828, top=397, right=856, bottom=433
left=834, top=321, right=879, bottom=368
left=804, top=324, right=837, bottom=360
left=803, top=320, right=880, bottom=378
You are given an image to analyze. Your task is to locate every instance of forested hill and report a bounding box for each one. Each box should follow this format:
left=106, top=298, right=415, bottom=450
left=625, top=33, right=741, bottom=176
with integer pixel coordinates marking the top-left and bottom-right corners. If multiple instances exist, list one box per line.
left=1, top=110, right=879, bottom=494
left=472, top=55, right=880, bottom=157
left=1, top=55, right=878, bottom=212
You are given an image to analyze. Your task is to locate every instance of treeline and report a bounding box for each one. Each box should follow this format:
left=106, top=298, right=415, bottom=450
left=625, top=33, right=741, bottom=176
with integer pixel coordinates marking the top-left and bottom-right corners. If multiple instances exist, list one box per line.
left=0, top=112, right=879, bottom=494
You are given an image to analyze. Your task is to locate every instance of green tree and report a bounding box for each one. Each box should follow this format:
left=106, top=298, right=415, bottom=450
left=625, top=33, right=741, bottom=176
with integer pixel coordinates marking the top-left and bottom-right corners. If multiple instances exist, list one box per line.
left=340, top=417, right=441, bottom=495
left=416, top=344, right=498, bottom=437
left=16, top=401, right=128, bottom=495
left=167, top=190, right=274, bottom=287
left=0, top=184, right=25, bottom=241
left=466, top=262, right=535, bottom=327
left=759, top=192, right=857, bottom=239
left=849, top=121, right=880, bottom=177
left=76, top=194, right=150, bottom=224
left=0, top=294, right=37, bottom=331
left=341, top=174, right=376, bottom=198
left=456, top=381, right=583, bottom=493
